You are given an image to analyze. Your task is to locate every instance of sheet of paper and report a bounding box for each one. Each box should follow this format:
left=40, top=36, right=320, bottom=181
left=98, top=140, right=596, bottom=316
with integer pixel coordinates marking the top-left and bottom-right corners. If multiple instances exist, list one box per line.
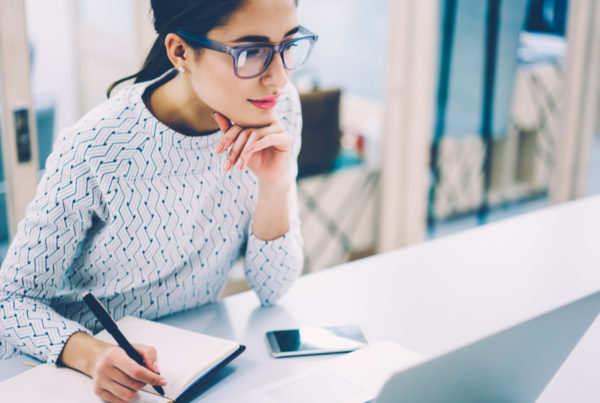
left=0, top=364, right=169, bottom=403
left=227, top=341, right=424, bottom=403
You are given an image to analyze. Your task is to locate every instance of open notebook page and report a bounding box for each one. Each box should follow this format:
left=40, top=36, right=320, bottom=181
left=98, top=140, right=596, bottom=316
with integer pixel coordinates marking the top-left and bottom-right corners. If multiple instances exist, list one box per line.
left=0, top=364, right=169, bottom=403
left=95, top=316, right=239, bottom=400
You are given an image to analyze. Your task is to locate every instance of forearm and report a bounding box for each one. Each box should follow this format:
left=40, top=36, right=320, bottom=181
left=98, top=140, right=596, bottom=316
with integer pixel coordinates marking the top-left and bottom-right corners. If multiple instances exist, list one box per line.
left=59, top=332, right=112, bottom=376
left=251, top=178, right=291, bottom=240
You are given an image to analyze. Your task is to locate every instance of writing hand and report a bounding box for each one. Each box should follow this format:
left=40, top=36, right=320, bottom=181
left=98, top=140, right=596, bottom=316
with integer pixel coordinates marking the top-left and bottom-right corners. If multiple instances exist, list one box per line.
left=93, top=343, right=166, bottom=403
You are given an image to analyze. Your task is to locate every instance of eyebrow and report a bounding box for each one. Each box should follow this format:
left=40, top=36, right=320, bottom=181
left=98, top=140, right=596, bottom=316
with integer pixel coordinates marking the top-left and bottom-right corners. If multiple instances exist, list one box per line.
left=232, top=26, right=300, bottom=43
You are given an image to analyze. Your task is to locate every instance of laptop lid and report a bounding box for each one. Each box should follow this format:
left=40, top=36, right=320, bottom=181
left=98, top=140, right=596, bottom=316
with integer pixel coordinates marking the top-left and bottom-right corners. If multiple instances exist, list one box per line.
left=375, top=291, right=600, bottom=402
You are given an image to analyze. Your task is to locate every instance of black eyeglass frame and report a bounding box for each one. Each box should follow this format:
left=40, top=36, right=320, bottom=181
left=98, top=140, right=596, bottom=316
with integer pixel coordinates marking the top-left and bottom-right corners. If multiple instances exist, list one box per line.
left=175, top=26, right=318, bottom=79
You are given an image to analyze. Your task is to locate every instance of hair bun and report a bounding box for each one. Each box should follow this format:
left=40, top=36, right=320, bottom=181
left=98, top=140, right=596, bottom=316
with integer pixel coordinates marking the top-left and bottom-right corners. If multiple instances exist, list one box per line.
left=150, top=0, right=177, bottom=34
left=108, top=0, right=246, bottom=97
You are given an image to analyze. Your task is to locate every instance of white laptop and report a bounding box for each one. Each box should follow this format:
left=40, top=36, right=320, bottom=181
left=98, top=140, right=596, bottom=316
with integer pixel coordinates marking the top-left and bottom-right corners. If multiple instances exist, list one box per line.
left=230, top=290, right=600, bottom=403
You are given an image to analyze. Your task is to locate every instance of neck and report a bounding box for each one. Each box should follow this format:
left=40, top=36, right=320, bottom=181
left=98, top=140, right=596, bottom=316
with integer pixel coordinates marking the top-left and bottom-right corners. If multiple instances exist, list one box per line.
left=145, top=73, right=220, bottom=135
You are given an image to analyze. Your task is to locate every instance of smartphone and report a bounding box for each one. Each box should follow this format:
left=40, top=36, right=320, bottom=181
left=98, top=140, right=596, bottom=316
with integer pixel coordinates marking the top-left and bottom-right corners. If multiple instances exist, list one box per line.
left=265, top=324, right=368, bottom=358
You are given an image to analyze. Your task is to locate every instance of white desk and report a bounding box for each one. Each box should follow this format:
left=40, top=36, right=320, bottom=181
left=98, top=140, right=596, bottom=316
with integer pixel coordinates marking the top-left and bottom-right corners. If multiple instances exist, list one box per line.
left=1, top=195, right=599, bottom=402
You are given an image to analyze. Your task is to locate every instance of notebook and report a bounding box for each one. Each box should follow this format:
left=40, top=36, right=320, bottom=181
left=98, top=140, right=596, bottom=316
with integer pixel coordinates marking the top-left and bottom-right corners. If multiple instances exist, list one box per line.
left=0, top=316, right=245, bottom=402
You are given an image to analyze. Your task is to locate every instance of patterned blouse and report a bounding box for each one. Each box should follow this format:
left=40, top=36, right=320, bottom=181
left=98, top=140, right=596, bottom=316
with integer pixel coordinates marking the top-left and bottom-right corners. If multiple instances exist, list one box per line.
left=0, top=71, right=304, bottom=363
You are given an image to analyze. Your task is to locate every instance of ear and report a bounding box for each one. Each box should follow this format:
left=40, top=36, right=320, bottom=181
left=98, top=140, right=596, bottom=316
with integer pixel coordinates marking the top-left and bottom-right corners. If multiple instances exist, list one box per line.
left=164, top=33, right=190, bottom=70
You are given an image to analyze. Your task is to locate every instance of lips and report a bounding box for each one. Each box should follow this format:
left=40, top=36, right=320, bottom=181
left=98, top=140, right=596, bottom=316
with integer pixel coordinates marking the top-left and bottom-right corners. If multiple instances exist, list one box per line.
left=248, top=94, right=280, bottom=110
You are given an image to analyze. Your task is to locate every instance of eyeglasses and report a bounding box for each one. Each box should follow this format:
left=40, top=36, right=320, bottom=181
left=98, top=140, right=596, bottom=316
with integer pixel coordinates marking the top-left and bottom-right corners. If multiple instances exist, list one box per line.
left=175, top=26, right=318, bottom=79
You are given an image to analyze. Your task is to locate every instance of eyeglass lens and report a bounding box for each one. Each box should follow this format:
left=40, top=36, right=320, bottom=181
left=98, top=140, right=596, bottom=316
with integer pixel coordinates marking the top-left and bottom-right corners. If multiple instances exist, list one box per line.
left=236, top=38, right=313, bottom=77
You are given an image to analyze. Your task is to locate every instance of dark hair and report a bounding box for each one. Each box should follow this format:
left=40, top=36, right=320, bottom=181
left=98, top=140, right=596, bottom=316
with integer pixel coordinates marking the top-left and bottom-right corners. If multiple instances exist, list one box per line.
left=107, top=0, right=246, bottom=98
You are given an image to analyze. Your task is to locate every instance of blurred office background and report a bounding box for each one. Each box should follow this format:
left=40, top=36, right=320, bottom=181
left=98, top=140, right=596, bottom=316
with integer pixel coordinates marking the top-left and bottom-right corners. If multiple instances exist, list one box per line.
left=0, top=0, right=598, bottom=296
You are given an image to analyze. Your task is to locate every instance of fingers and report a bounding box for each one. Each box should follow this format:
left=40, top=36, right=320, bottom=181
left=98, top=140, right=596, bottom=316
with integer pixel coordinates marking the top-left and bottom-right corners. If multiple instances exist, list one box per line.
left=237, top=130, right=260, bottom=169
left=93, top=345, right=166, bottom=403
left=212, top=111, right=270, bottom=158
left=135, top=344, right=160, bottom=373
left=214, top=124, right=243, bottom=156
left=213, top=112, right=237, bottom=154
left=106, top=366, right=145, bottom=391
left=223, top=126, right=290, bottom=171
left=113, top=354, right=166, bottom=387
left=224, top=129, right=253, bottom=171
left=94, top=387, right=128, bottom=403
left=95, top=376, right=137, bottom=403
left=212, top=115, right=292, bottom=172
left=240, top=132, right=291, bottom=168
left=213, top=112, right=232, bottom=133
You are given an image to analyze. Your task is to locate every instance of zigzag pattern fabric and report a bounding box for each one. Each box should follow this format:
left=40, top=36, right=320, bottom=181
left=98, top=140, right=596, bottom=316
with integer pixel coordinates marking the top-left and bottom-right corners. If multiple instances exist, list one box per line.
left=0, top=72, right=304, bottom=363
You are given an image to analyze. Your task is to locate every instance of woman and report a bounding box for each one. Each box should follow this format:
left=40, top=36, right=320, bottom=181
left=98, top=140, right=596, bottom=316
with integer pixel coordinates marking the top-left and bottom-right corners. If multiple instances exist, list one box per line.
left=0, top=0, right=316, bottom=401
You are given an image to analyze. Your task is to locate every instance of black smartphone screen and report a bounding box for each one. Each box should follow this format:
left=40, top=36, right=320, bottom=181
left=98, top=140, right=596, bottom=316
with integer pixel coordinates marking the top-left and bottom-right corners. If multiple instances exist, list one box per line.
left=267, top=325, right=368, bottom=356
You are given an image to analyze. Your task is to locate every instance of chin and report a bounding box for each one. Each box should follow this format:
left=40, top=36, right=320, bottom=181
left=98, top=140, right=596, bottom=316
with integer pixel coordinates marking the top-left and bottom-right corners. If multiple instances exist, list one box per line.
left=235, top=109, right=277, bottom=128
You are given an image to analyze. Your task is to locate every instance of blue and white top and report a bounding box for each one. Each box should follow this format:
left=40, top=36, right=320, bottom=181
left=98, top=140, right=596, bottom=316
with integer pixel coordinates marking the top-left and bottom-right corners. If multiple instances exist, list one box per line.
left=0, top=72, right=304, bottom=364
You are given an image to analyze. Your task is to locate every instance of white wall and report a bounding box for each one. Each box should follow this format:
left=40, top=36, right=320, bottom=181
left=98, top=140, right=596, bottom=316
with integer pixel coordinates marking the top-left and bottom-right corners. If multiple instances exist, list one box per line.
left=25, top=0, right=79, bottom=137
left=25, top=0, right=153, bottom=138
left=296, top=0, right=389, bottom=101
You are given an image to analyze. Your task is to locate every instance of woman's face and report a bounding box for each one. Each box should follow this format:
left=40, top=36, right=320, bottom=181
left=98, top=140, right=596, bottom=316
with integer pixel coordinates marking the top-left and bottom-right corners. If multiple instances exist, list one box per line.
left=187, top=0, right=298, bottom=127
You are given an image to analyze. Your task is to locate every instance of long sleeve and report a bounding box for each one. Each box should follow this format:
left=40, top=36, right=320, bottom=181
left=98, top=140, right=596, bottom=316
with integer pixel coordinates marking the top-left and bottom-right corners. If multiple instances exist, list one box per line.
left=243, top=84, right=305, bottom=305
left=0, top=129, right=101, bottom=363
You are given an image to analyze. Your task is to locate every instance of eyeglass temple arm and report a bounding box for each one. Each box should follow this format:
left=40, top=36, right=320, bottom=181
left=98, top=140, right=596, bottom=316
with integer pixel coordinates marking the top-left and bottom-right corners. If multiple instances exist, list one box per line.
left=175, top=31, right=234, bottom=55
left=298, top=25, right=318, bottom=40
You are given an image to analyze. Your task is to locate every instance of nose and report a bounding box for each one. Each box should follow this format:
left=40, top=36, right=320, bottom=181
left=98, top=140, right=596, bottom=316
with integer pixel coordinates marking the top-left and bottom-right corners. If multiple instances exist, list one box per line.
left=261, top=52, right=289, bottom=88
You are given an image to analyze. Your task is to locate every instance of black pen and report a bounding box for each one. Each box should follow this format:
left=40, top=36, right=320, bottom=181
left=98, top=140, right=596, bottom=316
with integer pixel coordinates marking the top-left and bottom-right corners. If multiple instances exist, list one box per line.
left=82, top=292, right=165, bottom=396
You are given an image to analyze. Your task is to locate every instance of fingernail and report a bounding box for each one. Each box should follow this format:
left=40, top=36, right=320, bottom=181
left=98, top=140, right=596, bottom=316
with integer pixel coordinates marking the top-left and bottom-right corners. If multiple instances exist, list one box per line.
left=223, top=160, right=232, bottom=171
left=154, top=361, right=160, bottom=373
left=235, top=159, right=243, bottom=169
left=214, top=144, right=222, bottom=154
left=160, top=379, right=167, bottom=386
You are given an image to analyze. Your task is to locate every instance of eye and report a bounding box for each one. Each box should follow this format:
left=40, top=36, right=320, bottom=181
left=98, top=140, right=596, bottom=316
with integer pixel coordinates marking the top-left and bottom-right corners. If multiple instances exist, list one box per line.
left=245, top=48, right=263, bottom=58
